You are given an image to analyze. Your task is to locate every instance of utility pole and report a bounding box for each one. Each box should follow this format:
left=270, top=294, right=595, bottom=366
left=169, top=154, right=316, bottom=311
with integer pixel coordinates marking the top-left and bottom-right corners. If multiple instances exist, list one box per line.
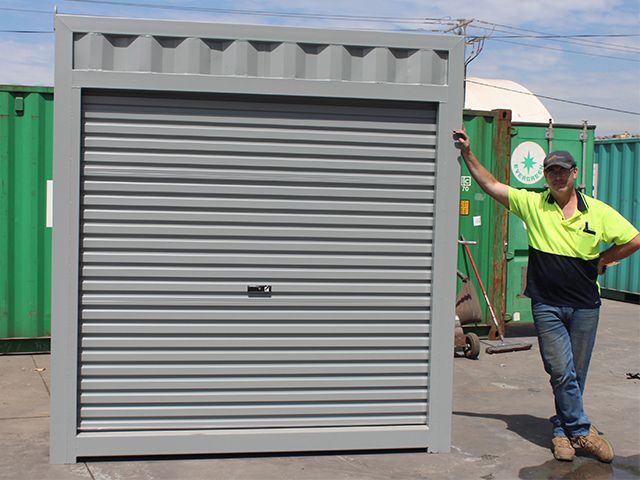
left=445, top=19, right=473, bottom=37
left=445, top=19, right=486, bottom=79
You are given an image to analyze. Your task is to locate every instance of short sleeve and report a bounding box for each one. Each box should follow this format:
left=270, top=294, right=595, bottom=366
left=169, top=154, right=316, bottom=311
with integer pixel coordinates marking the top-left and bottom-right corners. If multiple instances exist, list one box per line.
left=508, top=186, right=536, bottom=220
left=600, top=204, right=639, bottom=246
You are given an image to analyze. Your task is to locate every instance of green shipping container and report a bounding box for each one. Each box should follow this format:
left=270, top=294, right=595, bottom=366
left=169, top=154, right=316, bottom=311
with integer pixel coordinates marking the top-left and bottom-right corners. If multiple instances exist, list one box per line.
left=458, top=110, right=512, bottom=337
left=0, top=85, right=53, bottom=353
left=505, top=121, right=596, bottom=324
left=594, top=137, right=640, bottom=301
left=458, top=114, right=596, bottom=334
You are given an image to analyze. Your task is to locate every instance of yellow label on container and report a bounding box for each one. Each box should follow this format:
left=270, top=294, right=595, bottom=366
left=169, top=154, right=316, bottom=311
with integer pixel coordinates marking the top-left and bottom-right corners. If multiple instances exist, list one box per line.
left=460, top=199, right=470, bottom=216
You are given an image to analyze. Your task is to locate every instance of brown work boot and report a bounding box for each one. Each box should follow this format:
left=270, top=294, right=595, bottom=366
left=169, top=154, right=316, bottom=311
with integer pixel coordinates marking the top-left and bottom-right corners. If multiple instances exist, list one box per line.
left=552, top=436, right=575, bottom=461
left=573, top=427, right=614, bottom=463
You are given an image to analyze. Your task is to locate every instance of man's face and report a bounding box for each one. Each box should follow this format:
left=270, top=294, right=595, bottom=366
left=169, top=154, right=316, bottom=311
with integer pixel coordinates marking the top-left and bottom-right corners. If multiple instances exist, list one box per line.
left=544, top=165, right=578, bottom=194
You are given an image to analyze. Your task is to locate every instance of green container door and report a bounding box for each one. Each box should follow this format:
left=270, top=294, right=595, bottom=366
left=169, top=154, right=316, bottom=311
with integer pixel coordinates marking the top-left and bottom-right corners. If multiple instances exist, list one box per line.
left=0, top=86, right=53, bottom=353
left=594, top=138, right=640, bottom=300
left=458, top=110, right=511, bottom=336
left=505, top=122, right=596, bottom=324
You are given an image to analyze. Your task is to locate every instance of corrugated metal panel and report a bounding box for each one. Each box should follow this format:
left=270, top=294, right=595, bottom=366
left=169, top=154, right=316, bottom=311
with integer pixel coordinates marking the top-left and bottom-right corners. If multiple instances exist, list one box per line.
left=595, top=138, right=640, bottom=297
left=78, top=91, right=437, bottom=432
left=73, top=35, right=449, bottom=86
left=0, top=86, right=53, bottom=352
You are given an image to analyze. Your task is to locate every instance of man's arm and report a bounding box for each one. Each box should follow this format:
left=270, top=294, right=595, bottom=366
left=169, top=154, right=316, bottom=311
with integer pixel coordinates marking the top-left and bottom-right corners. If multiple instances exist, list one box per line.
left=453, top=129, right=510, bottom=209
left=597, top=233, right=640, bottom=275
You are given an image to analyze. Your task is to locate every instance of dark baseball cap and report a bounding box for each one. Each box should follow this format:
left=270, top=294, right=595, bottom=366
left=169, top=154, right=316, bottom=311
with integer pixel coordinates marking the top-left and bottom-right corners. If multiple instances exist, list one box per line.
left=543, top=151, right=576, bottom=170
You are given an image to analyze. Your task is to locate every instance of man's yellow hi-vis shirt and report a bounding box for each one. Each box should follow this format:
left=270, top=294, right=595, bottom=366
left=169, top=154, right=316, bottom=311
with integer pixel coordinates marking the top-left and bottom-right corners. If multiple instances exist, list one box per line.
left=508, top=187, right=639, bottom=308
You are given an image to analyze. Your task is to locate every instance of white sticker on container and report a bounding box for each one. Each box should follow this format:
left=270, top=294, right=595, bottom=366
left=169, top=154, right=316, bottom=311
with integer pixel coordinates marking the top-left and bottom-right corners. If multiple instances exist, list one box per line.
left=46, top=180, right=53, bottom=228
left=511, top=141, right=545, bottom=185
left=513, top=311, right=521, bottom=322
left=473, top=215, right=482, bottom=227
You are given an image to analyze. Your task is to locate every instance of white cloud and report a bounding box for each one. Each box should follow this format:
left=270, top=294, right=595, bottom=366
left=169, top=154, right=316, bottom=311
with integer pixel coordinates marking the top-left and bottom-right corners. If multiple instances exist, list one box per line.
left=0, top=40, right=53, bottom=86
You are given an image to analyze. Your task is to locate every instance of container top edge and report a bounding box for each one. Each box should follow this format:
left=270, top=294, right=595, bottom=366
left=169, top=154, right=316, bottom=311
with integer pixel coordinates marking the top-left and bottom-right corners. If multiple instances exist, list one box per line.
left=595, top=137, right=640, bottom=144
left=0, top=85, right=54, bottom=94
left=54, top=13, right=464, bottom=49
left=512, top=121, right=596, bottom=130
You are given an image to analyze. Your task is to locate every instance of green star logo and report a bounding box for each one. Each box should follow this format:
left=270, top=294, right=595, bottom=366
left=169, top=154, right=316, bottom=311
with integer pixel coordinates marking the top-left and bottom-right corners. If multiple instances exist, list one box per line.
left=521, top=151, right=536, bottom=174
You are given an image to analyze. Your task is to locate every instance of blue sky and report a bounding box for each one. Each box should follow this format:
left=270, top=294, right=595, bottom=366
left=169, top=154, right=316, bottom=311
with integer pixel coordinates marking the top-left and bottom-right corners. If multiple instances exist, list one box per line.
left=1, top=0, right=638, bottom=135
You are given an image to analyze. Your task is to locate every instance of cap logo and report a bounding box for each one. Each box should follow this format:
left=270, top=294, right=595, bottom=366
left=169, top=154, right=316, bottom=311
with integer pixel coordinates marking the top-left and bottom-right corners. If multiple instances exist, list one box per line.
left=511, top=141, right=545, bottom=185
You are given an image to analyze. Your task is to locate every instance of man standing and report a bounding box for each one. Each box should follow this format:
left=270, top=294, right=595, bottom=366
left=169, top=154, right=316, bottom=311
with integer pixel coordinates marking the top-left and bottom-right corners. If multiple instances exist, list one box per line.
left=452, top=129, right=640, bottom=463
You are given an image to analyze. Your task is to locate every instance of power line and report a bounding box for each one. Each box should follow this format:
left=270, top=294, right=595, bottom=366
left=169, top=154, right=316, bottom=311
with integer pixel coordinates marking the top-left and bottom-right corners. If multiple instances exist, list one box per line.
left=0, top=7, right=52, bottom=14
left=473, top=19, right=637, bottom=50
left=473, top=19, right=640, bottom=53
left=469, top=25, right=640, bottom=54
left=488, top=37, right=640, bottom=63
left=0, top=30, right=53, bottom=34
left=490, top=34, right=640, bottom=39
left=64, top=0, right=458, bottom=25
left=466, top=79, right=640, bottom=116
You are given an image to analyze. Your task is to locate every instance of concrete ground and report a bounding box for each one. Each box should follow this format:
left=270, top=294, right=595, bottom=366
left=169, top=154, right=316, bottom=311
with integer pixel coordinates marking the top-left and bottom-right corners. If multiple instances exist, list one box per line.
left=1, top=298, right=638, bottom=480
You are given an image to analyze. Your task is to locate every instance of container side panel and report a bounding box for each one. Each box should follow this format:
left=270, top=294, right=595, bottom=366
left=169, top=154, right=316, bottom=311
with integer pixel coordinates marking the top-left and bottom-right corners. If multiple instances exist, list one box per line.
left=459, top=113, right=496, bottom=328
left=0, top=89, right=53, bottom=346
left=458, top=110, right=511, bottom=334
left=595, top=139, right=640, bottom=297
left=0, top=92, right=10, bottom=338
left=0, top=91, right=14, bottom=338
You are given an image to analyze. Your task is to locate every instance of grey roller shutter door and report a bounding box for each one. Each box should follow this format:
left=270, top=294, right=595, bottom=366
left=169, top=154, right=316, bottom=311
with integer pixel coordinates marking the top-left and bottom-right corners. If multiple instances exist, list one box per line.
left=79, top=91, right=437, bottom=436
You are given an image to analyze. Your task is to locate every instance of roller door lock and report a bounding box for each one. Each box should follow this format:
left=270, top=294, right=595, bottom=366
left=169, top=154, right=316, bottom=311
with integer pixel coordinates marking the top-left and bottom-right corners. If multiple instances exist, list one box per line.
left=248, top=285, right=272, bottom=297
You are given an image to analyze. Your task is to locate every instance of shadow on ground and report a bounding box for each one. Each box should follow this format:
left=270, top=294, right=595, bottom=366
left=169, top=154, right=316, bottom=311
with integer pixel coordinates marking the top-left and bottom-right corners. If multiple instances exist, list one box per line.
left=454, top=411, right=550, bottom=449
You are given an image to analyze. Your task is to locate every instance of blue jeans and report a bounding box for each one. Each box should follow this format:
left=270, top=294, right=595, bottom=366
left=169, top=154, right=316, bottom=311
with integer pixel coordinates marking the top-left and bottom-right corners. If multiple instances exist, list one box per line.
left=532, top=301, right=600, bottom=438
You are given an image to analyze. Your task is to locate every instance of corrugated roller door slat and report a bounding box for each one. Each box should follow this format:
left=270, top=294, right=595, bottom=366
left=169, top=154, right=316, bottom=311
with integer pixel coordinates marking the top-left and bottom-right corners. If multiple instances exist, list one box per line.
left=79, top=92, right=437, bottom=433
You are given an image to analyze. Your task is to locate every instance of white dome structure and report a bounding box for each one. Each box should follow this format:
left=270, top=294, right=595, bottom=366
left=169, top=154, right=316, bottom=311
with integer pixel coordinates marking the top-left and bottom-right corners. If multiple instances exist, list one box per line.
left=464, top=77, right=553, bottom=123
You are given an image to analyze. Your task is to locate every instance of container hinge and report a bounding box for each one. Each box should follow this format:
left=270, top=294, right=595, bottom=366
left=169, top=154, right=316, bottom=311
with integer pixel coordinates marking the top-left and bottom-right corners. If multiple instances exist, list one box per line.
left=545, top=118, right=554, bottom=139
left=579, top=120, right=588, bottom=141
left=14, top=96, right=24, bottom=115
left=578, top=120, right=588, bottom=192
left=545, top=118, right=554, bottom=154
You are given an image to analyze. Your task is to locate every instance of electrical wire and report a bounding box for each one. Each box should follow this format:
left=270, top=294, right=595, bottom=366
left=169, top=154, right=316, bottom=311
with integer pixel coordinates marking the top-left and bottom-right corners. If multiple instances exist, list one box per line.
left=473, top=19, right=640, bottom=53
left=63, top=0, right=458, bottom=25
left=491, top=34, right=640, bottom=39
left=468, top=21, right=640, bottom=61
left=0, top=30, right=53, bottom=33
left=470, top=24, right=640, bottom=55
left=4, top=1, right=638, bottom=66
left=466, top=79, right=640, bottom=116
left=473, top=19, right=638, bottom=50
left=0, top=7, right=52, bottom=14
left=489, top=37, right=640, bottom=63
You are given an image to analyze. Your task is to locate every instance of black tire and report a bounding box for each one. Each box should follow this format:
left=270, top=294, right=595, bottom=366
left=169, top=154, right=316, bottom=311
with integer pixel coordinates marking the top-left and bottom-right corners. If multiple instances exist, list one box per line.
left=464, top=333, right=480, bottom=359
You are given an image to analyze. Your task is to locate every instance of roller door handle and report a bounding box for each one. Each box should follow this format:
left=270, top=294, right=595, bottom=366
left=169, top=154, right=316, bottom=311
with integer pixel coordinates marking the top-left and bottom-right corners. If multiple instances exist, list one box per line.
left=248, top=285, right=272, bottom=297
